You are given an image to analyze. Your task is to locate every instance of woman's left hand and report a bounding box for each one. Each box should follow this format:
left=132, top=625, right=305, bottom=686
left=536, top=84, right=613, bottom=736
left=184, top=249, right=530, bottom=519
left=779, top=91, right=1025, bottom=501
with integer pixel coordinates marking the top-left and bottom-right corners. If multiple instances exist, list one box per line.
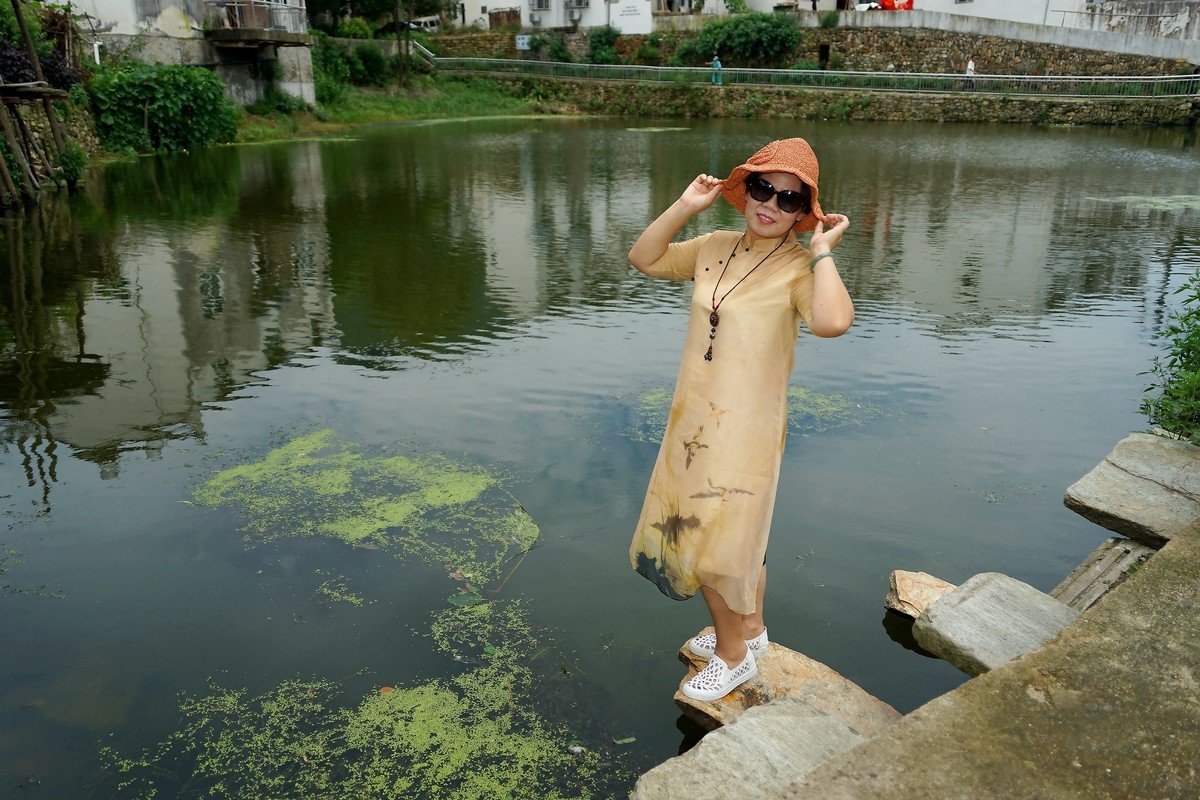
left=809, top=213, right=850, bottom=254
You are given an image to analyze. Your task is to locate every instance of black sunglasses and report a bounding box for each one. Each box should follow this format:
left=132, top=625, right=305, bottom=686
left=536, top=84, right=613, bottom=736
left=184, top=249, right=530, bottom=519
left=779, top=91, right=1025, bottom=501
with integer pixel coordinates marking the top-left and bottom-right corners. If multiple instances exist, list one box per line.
left=745, top=175, right=810, bottom=216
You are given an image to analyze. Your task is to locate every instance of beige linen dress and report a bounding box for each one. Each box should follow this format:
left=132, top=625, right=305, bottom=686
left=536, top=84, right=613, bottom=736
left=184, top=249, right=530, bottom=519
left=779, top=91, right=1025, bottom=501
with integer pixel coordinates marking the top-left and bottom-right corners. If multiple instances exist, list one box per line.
left=630, top=229, right=815, bottom=615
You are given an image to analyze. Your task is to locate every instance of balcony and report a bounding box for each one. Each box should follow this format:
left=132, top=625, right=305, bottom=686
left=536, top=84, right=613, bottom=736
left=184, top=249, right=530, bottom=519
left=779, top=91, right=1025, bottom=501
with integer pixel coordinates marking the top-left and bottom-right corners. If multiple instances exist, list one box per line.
left=205, top=0, right=313, bottom=47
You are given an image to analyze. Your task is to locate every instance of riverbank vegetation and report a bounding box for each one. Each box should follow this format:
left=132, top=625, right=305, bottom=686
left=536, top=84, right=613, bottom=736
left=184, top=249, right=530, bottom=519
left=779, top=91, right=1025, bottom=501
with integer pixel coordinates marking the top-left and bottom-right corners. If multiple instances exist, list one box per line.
left=1143, top=270, right=1200, bottom=445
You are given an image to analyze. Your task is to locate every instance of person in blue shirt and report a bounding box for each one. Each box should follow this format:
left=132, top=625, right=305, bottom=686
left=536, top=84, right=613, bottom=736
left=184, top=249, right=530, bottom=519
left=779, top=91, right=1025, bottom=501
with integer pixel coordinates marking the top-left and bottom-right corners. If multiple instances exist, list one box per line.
left=711, top=54, right=722, bottom=86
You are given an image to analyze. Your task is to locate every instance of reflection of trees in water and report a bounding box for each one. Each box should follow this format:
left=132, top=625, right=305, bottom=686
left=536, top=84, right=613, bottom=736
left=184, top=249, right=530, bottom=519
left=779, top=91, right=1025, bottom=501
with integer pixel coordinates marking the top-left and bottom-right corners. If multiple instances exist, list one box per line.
left=1, top=197, right=117, bottom=509
left=0, top=145, right=338, bottom=485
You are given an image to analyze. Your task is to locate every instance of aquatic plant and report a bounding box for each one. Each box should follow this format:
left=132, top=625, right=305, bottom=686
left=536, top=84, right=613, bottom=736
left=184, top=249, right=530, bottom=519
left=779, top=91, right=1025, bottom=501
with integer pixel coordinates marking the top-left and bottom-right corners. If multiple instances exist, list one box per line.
left=193, top=430, right=539, bottom=587
left=98, top=601, right=619, bottom=799
left=1142, top=270, right=1200, bottom=445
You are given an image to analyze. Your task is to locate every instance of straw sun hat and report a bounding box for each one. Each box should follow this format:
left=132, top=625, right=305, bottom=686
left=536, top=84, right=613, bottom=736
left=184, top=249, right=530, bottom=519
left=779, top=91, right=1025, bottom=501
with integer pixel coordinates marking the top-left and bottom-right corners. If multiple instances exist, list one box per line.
left=721, top=138, right=826, bottom=233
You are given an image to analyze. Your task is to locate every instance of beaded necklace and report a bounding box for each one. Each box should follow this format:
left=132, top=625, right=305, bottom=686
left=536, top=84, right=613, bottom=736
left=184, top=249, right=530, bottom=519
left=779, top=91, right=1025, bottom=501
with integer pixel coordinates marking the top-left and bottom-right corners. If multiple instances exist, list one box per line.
left=704, top=233, right=789, bottom=362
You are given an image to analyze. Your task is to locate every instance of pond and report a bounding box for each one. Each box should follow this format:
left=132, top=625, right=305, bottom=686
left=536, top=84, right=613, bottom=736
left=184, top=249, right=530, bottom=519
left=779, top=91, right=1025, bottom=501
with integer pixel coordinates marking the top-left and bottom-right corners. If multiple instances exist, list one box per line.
left=2, top=118, right=1198, bottom=798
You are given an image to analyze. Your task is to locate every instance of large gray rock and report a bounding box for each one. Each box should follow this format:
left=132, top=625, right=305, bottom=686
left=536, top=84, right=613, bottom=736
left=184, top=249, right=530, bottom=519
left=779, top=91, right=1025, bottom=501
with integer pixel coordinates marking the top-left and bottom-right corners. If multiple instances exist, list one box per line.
left=629, top=700, right=868, bottom=800
left=1064, top=432, right=1200, bottom=548
left=913, top=572, right=1079, bottom=676
left=673, top=629, right=901, bottom=735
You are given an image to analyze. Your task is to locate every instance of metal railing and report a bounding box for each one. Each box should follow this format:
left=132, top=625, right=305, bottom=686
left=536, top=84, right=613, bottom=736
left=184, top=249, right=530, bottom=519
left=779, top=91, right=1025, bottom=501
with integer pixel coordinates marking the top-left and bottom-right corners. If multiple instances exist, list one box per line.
left=206, top=0, right=308, bottom=34
left=428, top=58, right=1200, bottom=99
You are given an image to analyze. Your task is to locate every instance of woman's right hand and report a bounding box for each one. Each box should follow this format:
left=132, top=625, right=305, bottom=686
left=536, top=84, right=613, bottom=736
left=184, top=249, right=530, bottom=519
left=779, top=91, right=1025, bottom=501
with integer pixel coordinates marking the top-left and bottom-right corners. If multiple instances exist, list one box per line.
left=678, top=174, right=725, bottom=215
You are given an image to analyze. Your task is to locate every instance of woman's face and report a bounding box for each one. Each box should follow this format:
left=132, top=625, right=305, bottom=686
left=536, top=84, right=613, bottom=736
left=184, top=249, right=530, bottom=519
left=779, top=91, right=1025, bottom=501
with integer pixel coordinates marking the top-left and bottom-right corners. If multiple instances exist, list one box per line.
left=743, top=171, right=806, bottom=239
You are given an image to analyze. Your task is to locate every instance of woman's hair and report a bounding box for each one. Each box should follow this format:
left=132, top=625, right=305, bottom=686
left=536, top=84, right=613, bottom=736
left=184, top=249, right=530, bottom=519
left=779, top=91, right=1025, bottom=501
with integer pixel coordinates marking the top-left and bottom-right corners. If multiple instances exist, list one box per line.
left=745, top=172, right=813, bottom=215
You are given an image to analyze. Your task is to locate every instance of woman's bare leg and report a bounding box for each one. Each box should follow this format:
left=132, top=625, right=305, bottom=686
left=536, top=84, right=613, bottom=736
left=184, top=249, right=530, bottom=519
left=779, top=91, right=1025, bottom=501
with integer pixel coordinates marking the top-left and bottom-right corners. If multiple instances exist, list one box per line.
left=699, top=566, right=767, bottom=667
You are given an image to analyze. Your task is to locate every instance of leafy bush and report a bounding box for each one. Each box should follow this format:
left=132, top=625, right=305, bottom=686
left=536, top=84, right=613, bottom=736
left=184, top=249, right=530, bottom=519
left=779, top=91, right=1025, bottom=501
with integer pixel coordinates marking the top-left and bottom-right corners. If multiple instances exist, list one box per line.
left=547, top=36, right=571, bottom=63
left=245, top=89, right=310, bottom=115
left=819, top=10, right=839, bottom=28
left=0, top=37, right=35, bottom=83
left=55, top=140, right=87, bottom=183
left=311, top=32, right=351, bottom=104
left=0, top=3, right=42, bottom=49
left=675, top=13, right=802, bottom=69
left=89, top=63, right=238, bottom=153
left=726, top=0, right=749, bottom=13
left=353, top=43, right=389, bottom=86
left=336, top=16, right=372, bottom=39
left=1142, top=271, right=1200, bottom=445
left=588, top=25, right=620, bottom=65
left=40, top=45, right=77, bottom=88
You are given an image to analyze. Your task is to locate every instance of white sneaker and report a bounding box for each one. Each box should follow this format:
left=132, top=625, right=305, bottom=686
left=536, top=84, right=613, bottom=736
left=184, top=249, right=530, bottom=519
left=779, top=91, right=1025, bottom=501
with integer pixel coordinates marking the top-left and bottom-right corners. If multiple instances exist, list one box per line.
left=681, top=648, right=757, bottom=702
left=688, top=628, right=769, bottom=662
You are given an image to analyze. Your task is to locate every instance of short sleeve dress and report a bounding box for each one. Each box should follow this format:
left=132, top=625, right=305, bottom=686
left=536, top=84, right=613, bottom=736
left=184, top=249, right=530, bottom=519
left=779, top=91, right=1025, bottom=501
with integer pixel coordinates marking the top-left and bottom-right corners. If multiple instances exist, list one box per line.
left=629, top=229, right=815, bottom=616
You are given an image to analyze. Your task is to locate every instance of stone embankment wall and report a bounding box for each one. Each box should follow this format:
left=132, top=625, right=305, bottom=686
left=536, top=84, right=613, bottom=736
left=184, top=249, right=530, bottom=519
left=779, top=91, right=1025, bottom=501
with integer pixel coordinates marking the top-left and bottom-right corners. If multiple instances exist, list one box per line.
left=493, top=76, right=1195, bottom=126
left=433, top=27, right=1188, bottom=76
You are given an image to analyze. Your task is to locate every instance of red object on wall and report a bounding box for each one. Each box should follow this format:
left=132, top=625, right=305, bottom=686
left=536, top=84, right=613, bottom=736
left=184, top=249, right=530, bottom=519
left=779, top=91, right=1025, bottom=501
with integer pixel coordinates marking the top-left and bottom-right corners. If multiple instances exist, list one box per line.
left=880, top=0, right=913, bottom=9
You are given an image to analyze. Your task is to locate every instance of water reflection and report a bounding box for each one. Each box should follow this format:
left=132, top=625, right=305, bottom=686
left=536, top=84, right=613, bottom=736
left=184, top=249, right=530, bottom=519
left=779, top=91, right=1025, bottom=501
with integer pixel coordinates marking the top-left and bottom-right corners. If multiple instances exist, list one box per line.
left=1, top=144, right=337, bottom=480
left=1, top=121, right=1198, bottom=795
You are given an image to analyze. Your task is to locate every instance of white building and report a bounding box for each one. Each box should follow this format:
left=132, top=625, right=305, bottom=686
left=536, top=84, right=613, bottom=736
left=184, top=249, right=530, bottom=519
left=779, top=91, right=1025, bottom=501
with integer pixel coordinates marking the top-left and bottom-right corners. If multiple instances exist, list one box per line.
left=74, top=0, right=316, bottom=104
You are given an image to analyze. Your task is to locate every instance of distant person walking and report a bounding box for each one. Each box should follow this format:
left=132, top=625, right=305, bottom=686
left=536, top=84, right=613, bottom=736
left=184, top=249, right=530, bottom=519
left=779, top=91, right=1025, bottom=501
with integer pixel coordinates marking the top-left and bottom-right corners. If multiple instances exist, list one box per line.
left=711, top=54, right=722, bottom=86
left=811, top=0, right=817, bottom=10
left=964, top=55, right=976, bottom=91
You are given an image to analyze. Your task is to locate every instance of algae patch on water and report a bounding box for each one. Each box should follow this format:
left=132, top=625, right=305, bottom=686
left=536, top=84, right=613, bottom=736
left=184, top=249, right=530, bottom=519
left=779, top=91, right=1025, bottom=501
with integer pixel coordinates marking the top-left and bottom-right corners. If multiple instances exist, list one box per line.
left=1089, top=195, right=1200, bottom=211
left=193, top=430, right=539, bottom=586
left=624, top=385, right=883, bottom=443
left=98, top=601, right=620, bottom=800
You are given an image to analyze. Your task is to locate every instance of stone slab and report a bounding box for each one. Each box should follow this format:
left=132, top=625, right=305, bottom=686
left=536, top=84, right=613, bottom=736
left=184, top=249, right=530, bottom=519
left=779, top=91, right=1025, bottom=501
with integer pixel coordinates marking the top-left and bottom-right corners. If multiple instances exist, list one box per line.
left=884, top=570, right=957, bottom=618
left=629, top=700, right=868, bottom=800
left=672, top=628, right=901, bottom=735
left=779, top=519, right=1200, bottom=800
left=1064, top=432, right=1200, bottom=548
left=912, top=572, right=1079, bottom=676
left=1050, top=535, right=1156, bottom=612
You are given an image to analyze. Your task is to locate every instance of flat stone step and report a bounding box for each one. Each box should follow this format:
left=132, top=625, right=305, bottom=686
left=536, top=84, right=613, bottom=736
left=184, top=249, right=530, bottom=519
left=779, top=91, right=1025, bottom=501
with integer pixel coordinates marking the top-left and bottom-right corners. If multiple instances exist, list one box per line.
left=1050, top=536, right=1156, bottom=612
left=629, top=631, right=901, bottom=800
left=913, top=572, right=1079, bottom=676
left=1064, top=432, right=1200, bottom=548
left=629, top=700, right=869, bottom=800
left=672, top=628, right=900, bottom=735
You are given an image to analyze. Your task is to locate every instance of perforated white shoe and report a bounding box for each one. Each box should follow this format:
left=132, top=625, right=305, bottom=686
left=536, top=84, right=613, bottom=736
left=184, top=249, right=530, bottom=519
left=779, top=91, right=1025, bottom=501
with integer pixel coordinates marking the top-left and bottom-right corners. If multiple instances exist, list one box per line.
left=680, top=648, right=757, bottom=702
left=688, top=628, right=769, bottom=662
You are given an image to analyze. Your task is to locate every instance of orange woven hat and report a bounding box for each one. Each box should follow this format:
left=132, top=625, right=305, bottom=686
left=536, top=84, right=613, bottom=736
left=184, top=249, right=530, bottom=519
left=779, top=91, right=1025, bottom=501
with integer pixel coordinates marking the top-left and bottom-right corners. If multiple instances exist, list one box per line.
left=722, top=138, right=825, bottom=233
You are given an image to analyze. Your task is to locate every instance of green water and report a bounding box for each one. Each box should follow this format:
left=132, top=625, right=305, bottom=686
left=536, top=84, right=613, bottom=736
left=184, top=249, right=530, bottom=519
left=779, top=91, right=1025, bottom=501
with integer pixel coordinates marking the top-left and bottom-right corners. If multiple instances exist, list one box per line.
left=1, top=118, right=1198, bottom=798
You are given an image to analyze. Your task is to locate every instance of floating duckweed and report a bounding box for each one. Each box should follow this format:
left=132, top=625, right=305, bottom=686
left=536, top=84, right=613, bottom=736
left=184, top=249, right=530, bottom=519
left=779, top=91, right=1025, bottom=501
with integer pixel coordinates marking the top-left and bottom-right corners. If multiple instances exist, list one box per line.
left=625, top=387, right=674, bottom=444
left=98, top=601, right=619, bottom=800
left=315, top=572, right=371, bottom=607
left=625, top=385, right=882, bottom=443
left=193, top=430, right=537, bottom=586
left=786, top=386, right=882, bottom=435
left=1090, top=195, right=1200, bottom=211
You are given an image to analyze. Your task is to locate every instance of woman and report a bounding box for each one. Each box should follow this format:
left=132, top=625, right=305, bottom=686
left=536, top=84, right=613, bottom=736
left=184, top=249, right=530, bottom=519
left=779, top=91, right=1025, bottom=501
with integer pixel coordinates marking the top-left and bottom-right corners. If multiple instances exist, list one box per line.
left=628, top=138, right=854, bottom=702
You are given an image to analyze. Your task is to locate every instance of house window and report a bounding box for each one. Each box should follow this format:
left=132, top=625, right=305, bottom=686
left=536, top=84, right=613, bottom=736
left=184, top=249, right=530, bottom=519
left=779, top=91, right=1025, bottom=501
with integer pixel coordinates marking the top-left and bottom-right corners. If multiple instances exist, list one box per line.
left=530, top=0, right=550, bottom=9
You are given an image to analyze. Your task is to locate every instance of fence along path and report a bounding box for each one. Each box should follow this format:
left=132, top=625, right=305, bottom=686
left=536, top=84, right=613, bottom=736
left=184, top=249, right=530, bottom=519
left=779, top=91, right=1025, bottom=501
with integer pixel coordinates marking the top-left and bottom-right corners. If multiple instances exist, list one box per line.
left=416, top=51, right=1199, bottom=100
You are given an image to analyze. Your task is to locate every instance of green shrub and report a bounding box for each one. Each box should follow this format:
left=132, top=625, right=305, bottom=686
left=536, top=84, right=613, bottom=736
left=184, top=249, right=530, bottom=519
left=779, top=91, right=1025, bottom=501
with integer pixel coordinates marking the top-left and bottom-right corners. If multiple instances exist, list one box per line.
left=675, top=13, right=802, bottom=69
left=311, top=32, right=351, bottom=104
left=547, top=36, right=571, bottom=63
left=89, top=63, right=237, bottom=153
left=727, top=0, right=749, bottom=13
left=1142, top=271, right=1200, bottom=445
left=818, top=10, right=839, bottom=28
left=353, top=43, right=389, bottom=85
left=245, top=89, right=310, bottom=115
left=336, top=16, right=372, bottom=39
left=55, top=140, right=87, bottom=183
left=588, top=25, right=620, bottom=64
